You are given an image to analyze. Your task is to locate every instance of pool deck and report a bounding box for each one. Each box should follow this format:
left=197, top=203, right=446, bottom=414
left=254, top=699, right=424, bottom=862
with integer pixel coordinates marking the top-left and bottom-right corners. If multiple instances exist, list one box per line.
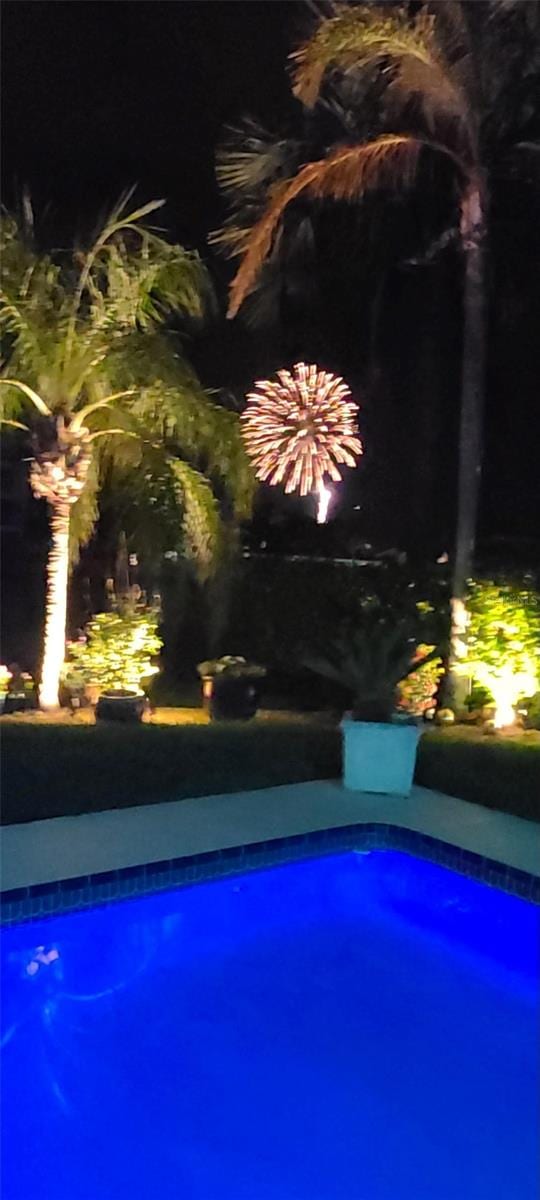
left=1, top=781, right=539, bottom=892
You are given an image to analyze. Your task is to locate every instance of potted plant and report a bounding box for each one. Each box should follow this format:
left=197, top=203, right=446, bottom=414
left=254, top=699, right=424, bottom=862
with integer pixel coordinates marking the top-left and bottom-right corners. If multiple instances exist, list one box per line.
left=197, top=656, right=266, bottom=721
left=1, top=664, right=36, bottom=714
left=305, top=619, right=440, bottom=795
left=62, top=602, right=161, bottom=722
left=95, top=688, right=150, bottom=723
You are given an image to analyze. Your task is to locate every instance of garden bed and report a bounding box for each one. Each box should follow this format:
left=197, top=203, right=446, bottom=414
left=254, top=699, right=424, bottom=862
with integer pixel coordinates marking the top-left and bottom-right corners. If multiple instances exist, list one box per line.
left=1, top=714, right=538, bottom=826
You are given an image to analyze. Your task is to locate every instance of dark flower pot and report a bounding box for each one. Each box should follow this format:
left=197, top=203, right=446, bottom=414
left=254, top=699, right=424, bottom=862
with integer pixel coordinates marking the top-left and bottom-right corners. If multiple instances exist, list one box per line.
left=3, top=694, right=30, bottom=715
left=210, top=676, right=261, bottom=721
left=95, top=690, right=148, bottom=723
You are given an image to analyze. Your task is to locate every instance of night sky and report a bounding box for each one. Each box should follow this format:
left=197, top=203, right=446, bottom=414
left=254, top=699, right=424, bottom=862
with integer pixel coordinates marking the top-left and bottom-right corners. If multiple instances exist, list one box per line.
left=2, top=2, right=298, bottom=247
left=2, top=1, right=540, bottom=561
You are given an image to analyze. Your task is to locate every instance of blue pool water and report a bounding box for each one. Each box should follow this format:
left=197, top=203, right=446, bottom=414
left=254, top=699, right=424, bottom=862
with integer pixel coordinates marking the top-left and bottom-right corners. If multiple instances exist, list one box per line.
left=1, top=850, right=539, bottom=1200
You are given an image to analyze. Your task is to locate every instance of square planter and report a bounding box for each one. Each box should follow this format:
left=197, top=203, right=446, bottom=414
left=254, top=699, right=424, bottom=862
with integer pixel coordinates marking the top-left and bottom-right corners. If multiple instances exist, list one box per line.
left=340, top=718, right=421, bottom=796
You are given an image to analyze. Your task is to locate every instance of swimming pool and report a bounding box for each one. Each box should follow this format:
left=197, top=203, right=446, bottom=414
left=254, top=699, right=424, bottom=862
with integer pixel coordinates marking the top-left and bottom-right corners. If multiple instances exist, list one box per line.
left=2, top=848, right=539, bottom=1200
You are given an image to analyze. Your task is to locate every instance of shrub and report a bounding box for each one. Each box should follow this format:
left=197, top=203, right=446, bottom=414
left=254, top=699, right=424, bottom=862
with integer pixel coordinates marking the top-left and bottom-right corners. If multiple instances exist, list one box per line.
left=520, top=692, right=540, bottom=731
left=396, top=644, right=444, bottom=716
left=63, top=602, right=162, bottom=694
left=459, top=580, right=540, bottom=722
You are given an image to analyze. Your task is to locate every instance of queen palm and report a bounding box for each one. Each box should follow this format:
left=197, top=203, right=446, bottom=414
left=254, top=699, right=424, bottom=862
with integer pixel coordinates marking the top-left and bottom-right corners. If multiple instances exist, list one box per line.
left=216, top=1, right=539, bottom=679
left=1, top=196, right=253, bottom=708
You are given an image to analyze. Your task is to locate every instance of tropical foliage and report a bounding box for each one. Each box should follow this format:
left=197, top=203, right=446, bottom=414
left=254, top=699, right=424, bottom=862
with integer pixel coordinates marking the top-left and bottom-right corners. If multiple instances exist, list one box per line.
left=304, top=607, right=441, bottom=722
left=62, top=602, right=162, bottom=695
left=0, top=195, right=253, bottom=705
left=214, top=0, right=540, bottom=663
left=457, top=580, right=540, bottom=722
left=396, top=643, right=443, bottom=716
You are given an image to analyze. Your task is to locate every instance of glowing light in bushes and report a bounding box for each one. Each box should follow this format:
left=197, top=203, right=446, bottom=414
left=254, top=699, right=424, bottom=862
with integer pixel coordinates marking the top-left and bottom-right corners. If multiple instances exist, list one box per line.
left=488, top=666, right=538, bottom=729
left=62, top=606, right=161, bottom=697
left=457, top=583, right=540, bottom=729
left=242, top=363, right=362, bottom=516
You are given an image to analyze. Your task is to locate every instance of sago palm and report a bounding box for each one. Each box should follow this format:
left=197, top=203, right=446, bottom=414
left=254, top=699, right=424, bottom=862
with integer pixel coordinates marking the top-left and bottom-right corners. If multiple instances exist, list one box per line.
left=216, top=0, right=539, bottom=682
left=1, top=196, right=253, bottom=708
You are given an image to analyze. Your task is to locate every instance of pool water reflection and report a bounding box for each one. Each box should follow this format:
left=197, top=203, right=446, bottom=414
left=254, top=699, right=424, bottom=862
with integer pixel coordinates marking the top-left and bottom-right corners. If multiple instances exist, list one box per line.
left=1, top=851, right=539, bottom=1200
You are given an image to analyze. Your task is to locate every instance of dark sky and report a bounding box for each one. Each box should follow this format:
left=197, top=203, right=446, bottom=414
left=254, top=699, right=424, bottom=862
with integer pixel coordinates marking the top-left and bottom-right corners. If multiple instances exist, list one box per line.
left=2, top=1, right=540, bottom=559
left=2, top=1, right=299, bottom=248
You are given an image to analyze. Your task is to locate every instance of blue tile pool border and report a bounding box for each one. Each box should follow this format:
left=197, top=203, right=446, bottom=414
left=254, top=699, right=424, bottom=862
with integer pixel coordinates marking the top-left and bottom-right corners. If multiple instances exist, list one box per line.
left=2, top=822, right=539, bottom=925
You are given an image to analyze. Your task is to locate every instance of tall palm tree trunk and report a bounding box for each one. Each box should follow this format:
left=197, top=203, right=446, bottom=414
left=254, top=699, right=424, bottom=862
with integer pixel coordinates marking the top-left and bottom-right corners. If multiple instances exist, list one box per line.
left=40, top=501, right=71, bottom=709
left=449, top=179, right=488, bottom=703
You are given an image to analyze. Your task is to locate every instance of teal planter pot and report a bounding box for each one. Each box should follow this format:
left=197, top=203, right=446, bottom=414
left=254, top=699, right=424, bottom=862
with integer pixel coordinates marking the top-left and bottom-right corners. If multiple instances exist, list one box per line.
left=340, top=718, right=421, bottom=796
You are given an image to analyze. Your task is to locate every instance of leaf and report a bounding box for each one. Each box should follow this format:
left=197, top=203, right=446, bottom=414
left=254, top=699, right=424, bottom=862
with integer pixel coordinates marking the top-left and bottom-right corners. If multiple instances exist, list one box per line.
left=168, top=459, right=223, bottom=581
left=291, top=6, right=437, bottom=105
left=0, top=207, right=252, bottom=580
left=0, top=378, right=51, bottom=416
left=228, top=135, right=424, bottom=318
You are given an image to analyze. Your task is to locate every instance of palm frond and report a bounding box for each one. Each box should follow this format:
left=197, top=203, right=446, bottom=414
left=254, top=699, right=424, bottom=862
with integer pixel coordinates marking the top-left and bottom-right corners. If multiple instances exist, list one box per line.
left=101, top=332, right=254, bottom=517
left=0, top=378, right=51, bottom=416
left=64, top=192, right=206, bottom=363
left=215, top=121, right=301, bottom=200
left=0, top=416, right=30, bottom=431
left=228, top=135, right=425, bottom=318
left=93, top=237, right=213, bottom=332
left=292, top=5, right=436, bottom=104
left=136, top=387, right=253, bottom=519
left=71, top=391, right=135, bottom=430
left=168, top=459, right=223, bottom=581
left=291, top=4, right=473, bottom=153
left=1, top=204, right=243, bottom=579
left=212, top=121, right=302, bottom=261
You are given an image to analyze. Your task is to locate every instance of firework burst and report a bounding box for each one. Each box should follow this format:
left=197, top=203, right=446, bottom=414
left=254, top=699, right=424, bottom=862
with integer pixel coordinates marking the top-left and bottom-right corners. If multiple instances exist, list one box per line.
left=242, top=363, right=362, bottom=508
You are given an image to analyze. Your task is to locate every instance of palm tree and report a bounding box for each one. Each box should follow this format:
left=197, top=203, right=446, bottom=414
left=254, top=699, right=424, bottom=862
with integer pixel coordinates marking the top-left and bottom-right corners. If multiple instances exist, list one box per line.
left=216, top=1, right=539, bottom=686
left=1, top=196, right=253, bottom=708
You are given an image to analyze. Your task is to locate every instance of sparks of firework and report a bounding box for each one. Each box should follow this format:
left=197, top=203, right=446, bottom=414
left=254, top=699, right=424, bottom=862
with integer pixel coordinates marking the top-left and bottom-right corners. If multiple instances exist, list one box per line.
left=242, top=363, right=362, bottom=498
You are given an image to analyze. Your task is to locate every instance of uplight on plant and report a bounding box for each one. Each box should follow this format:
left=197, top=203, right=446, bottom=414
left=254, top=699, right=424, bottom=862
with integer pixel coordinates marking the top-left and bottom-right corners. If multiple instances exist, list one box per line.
left=63, top=603, right=162, bottom=696
left=458, top=581, right=540, bottom=729
left=0, top=665, right=12, bottom=695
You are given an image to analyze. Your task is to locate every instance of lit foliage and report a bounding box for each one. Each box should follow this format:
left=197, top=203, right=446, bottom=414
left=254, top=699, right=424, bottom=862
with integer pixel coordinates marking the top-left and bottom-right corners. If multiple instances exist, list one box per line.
left=521, top=691, right=540, bottom=731
left=242, top=362, right=362, bottom=497
left=396, top=644, right=443, bottom=716
left=459, top=581, right=540, bottom=727
left=1, top=198, right=253, bottom=708
left=62, top=604, right=162, bottom=695
left=0, top=665, right=12, bottom=695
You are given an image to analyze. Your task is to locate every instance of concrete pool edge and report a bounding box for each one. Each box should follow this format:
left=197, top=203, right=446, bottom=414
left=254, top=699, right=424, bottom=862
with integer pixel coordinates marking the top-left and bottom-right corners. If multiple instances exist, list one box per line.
left=2, top=820, right=539, bottom=925
left=1, top=781, right=539, bottom=918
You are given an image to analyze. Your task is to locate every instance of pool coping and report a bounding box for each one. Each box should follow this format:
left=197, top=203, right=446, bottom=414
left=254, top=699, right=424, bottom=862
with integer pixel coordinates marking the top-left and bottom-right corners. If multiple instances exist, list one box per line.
left=2, top=813, right=540, bottom=924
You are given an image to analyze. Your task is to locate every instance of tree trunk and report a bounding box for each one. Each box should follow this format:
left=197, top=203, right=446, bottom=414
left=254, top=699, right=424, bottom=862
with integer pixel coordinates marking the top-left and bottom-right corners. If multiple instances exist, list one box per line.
left=448, top=180, right=488, bottom=706
left=39, top=501, right=71, bottom=710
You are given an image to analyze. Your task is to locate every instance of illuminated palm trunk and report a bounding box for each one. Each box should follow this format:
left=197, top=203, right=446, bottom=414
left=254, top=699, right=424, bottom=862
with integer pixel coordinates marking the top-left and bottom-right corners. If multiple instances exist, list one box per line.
left=40, top=501, right=71, bottom=710
left=30, top=416, right=92, bottom=710
left=449, top=179, right=488, bottom=704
